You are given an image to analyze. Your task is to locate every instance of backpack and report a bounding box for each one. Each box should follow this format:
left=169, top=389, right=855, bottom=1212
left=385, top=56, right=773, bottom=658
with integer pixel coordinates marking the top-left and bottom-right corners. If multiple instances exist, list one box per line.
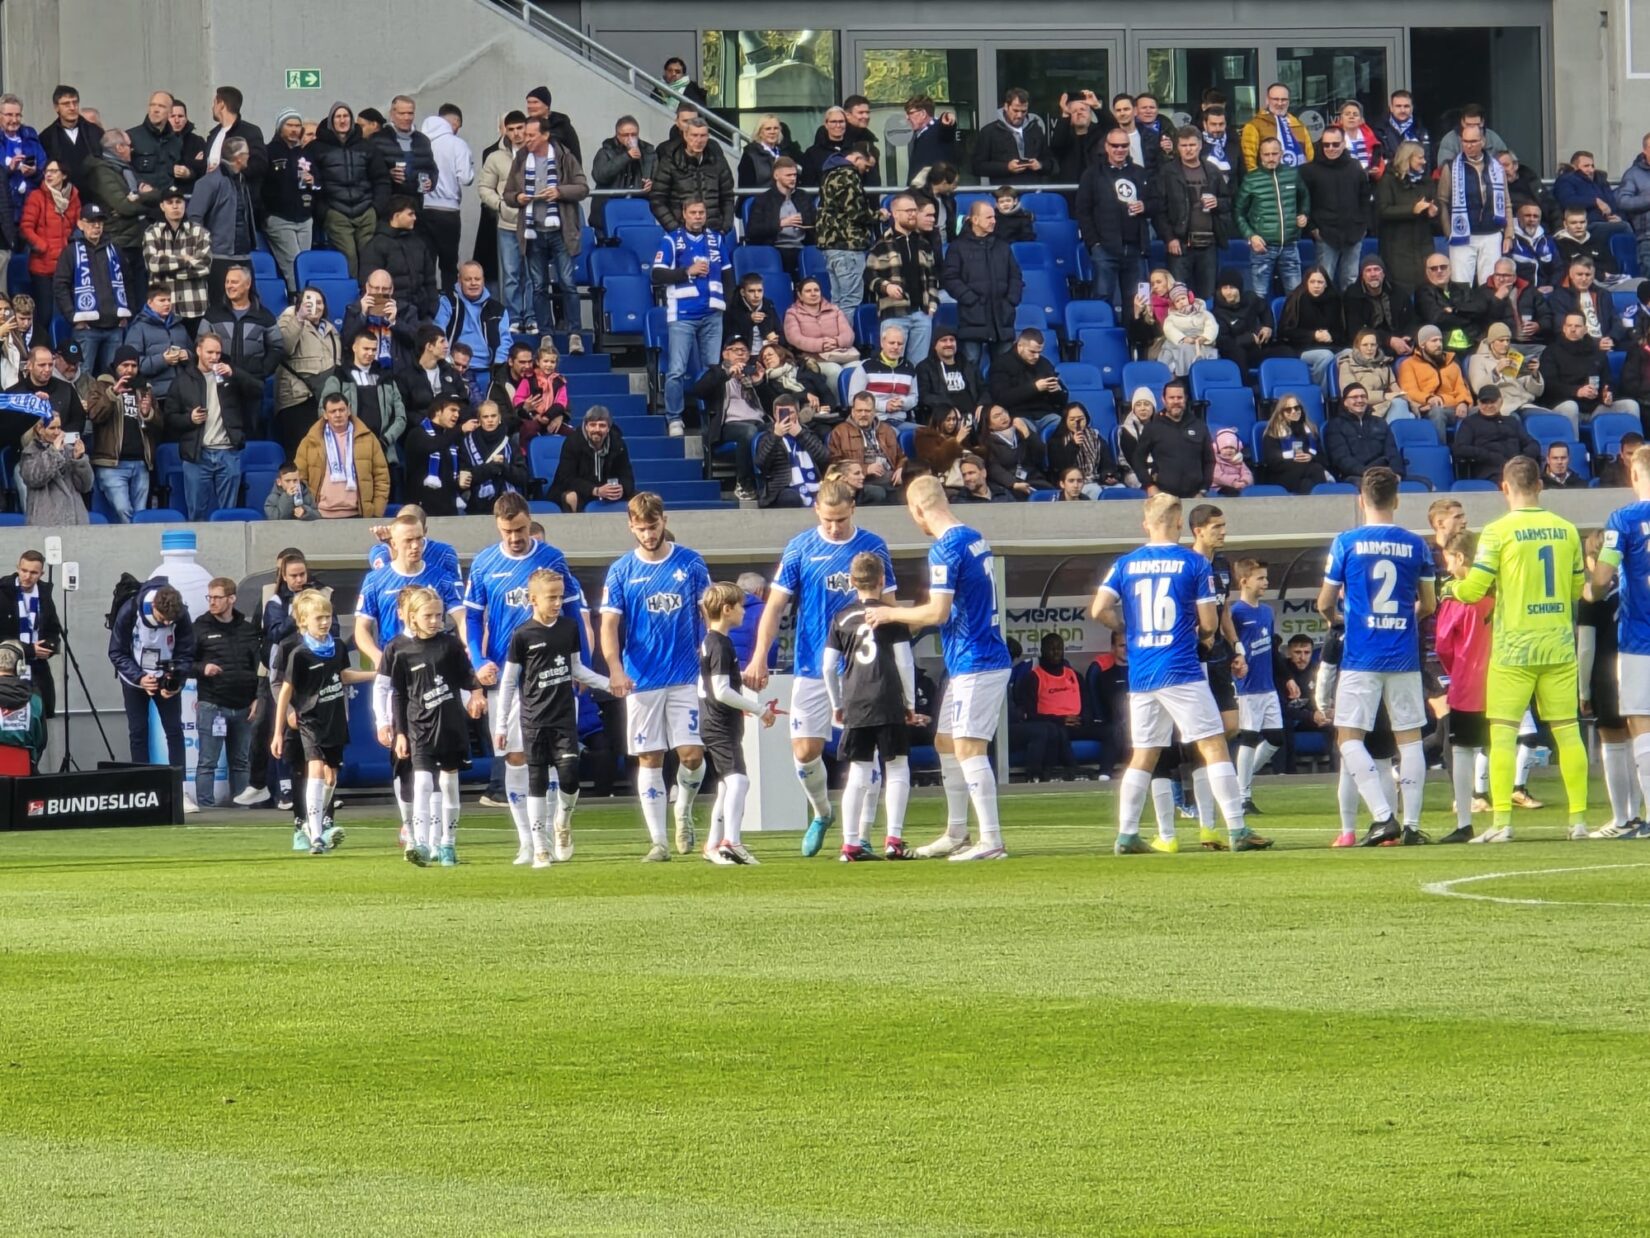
left=106, top=572, right=143, bottom=631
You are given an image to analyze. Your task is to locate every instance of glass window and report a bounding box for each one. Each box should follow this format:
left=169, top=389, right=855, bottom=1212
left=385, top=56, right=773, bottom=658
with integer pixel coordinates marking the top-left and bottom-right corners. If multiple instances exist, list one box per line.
left=1410, top=27, right=1545, bottom=172
left=702, top=30, right=841, bottom=146
left=860, top=47, right=980, bottom=184
left=994, top=48, right=1111, bottom=134
left=1273, top=46, right=1388, bottom=141
left=1145, top=46, right=1258, bottom=127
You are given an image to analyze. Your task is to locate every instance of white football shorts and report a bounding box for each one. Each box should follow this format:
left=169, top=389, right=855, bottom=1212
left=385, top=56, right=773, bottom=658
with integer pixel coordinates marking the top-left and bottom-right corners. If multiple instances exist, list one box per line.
left=787, top=675, right=835, bottom=741
left=939, top=669, right=1011, bottom=741
left=1129, top=680, right=1225, bottom=748
left=625, top=684, right=702, bottom=755
left=1334, top=668, right=1426, bottom=733
left=1237, top=691, right=1284, bottom=732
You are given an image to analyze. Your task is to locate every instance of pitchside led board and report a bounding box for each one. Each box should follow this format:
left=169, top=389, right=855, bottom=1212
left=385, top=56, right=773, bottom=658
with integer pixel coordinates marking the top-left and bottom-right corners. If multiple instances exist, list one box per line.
left=0, top=763, right=183, bottom=830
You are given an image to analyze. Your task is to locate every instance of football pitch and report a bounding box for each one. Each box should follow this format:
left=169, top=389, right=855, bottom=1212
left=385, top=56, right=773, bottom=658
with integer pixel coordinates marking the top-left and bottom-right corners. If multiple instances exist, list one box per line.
left=4, top=773, right=1650, bottom=1236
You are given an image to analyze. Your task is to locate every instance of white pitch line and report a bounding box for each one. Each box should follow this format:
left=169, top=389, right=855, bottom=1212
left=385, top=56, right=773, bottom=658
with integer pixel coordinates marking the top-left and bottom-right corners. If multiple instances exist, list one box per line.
left=1421, top=862, right=1650, bottom=908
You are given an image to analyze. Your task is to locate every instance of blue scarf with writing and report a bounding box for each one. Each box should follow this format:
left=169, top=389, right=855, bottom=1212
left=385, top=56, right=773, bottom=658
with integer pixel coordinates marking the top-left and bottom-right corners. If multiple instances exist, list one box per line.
left=71, top=238, right=128, bottom=324
left=1449, top=153, right=1507, bottom=245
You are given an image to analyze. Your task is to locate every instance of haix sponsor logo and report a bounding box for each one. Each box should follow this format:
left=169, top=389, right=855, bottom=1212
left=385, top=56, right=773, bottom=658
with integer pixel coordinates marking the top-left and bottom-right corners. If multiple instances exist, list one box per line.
left=36, top=791, right=160, bottom=814
left=646, top=593, right=684, bottom=615
left=505, top=586, right=530, bottom=607
left=826, top=572, right=851, bottom=593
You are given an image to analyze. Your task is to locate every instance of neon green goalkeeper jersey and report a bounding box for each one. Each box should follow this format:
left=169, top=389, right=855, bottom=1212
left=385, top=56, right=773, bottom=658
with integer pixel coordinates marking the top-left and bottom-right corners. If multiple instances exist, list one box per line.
left=1450, top=506, right=1584, bottom=666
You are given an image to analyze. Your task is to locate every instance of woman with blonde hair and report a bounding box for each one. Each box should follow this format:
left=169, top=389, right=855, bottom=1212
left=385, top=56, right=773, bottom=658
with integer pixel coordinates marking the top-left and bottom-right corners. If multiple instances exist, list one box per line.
left=1376, top=139, right=1440, bottom=294
left=738, top=114, right=800, bottom=188
left=1336, top=327, right=1412, bottom=420
left=1256, top=395, right=1327, bottom=493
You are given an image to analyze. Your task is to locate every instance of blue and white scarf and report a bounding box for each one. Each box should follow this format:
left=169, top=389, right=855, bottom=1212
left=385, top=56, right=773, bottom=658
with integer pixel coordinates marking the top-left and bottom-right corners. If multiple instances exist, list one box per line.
left=1510, top=224, right=1556, bottom=283
left=464, top=432, right=515, bottom=502
left=524, top=146, right=558, bottom=240
left=1448, top=153, right=1507, bottom=246
left=1345, top=126, right=1369, bottom=169
left=302, top=632, right=335, bottom=658
left=784, top=434, right=819, bottom=507
left=0, top=392, right=51, bottom=423
left=70, top=238, right=129, bottom=324
left=420, top=418, right=443, bottom=487
left=1202, top=130, right=1230, bottom=171
left=1272, top=115, right=1303, bottom=167
left=363, top=316, right=394, bottom=368
left=15, top=585, right=37, bottom=647
left=323, top=424, right=357, bottom=490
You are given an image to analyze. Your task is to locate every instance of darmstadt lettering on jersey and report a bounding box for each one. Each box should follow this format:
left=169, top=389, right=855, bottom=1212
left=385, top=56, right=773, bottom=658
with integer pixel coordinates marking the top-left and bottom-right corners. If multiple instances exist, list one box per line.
left=1512, top=526, right=1565, bottom=543
left=1353, top=540, right=1416, bottom=557
left=1127, top=558, right=1186, bottom=575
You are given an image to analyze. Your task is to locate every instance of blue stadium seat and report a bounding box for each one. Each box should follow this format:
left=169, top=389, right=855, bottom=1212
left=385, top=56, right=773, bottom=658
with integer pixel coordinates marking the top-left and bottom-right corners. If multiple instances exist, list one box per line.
left=1189, top=359, right=1244, bottom=399
left=1121, top=360, right=1171, bottom=402
left=1064, top=299, right=1116, bottom=340
left=0, top=512, right=23, bottom=526
left=242, top=469, right=277, bottom=508
left=1028, top=488, right=1061, bottom=501
left=529, top=436, right=564, bottom=480
left=242, top=441, right=285, bottom=473
left=625, top=437, right=685, bottom=460
left=853, top=303, right=879, bottom=349
left=1077, top=328, right=1130, bottom=386
left=1018, top=268, right=1070, bottom=334
left=632, top=458, right=701, bottom=484
left=255, top=278, right=288, bottom=313
left=613, top=225, right=663, bottom=274
left=1014, top=303, right=1047, bottom=332
left=1588, top=411, right=1640, bottom=455
left=1098, top=487, right=1147, bottom=500
left=249, top=250, right=278, bottom=280
left=1020, top=192, right=1070, bottom=222
left=1259, top=357, right=1312, bottom=397
left=207, top=507, right=264, bottom=521
left=591, top=248, right=643, bottom=283
left=1311, top=482, right=1359, bottom=495
left=1273, top=386, right=1325, bottom=428
left=599, top=276, right=652, bottom=337
left=1522, top=412, right=1574, bottom=451
left=1397, top=480, right=1431, bottom=494
left=601, top=198, right=655, bottom=235
left=294, top=250, right=349, bottom=284
left=1011, top=241, right=1052, bottom=271
left=1390, top=418, right=1442, bottom=450
left=896, top=424, right=917, bottom=456
left=1238, top=484, right=1289, bottom=497
left=1035, top=218, right=1082, bottom=286
left=733, top=246, right=784, bottom=281
left=1402, top=445, right=1455, bottom=491
left=1558, top=440, right=1593, bottom=481
left=133, top=508, right=186, bottom=524
left=1056, top=362, right=1102, bottom=390
left=1204, top=387, right=1257, bottom=437
left=1611, top=231, right=1639, bottom=278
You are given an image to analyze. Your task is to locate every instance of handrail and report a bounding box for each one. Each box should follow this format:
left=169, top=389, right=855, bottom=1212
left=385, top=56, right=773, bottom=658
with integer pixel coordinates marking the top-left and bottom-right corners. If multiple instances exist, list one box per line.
left=581, top=184, right=1088, bottom=199
left=479, top=0, right=747, bottom=153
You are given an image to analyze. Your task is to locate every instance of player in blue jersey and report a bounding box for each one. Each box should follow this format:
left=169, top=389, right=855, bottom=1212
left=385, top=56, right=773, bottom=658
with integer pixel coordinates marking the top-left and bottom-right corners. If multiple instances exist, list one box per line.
left=743, top=477, right=897, bottom=857
left=865, top=476, right=1010, bottom=861
left=367, top=503, right=460, bottom=580
left=600, top=492, right=714, bottom=861
left=1316, top=467, right=1436, bottom=846
left=354, top=510, right=465, bottom=667
left=462, top=492, right=589, bottom=864
left=1590, top=444, right=1650, bottom=827
left=1230, top=559, right=1284, bottom=813
left=1093, top=494, right=1271, bottom=853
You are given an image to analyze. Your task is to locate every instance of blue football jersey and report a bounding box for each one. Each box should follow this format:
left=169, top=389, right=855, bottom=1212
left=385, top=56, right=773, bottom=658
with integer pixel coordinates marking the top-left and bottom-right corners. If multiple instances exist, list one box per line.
left=1602, top=500, right=1650, bottom=655
left=369, top=537, right=460, bottom=580
left=355, top=558, right=465, bottom=644
left=772, top=526, right=896, bottom=678
left=1231, top=599, right=1277, bottom=695
left=1099, top=544, right=1215, bottom=692
left=1325, top=524, right=1431, bottom=672
left=927, top=525, right=1011, bottom=675
left=601, top=544, right=712, bottom=690
left=464, top=541, right=584, bottom=667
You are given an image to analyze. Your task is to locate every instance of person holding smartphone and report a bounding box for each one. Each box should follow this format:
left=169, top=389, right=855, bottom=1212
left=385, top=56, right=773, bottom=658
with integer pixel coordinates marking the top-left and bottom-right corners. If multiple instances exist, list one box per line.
left=0, top=94, right=45, bottom=243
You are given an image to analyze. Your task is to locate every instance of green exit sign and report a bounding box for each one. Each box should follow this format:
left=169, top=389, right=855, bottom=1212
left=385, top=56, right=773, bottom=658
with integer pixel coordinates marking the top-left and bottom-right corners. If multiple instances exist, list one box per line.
left=285, top=69, right=321, bottom=90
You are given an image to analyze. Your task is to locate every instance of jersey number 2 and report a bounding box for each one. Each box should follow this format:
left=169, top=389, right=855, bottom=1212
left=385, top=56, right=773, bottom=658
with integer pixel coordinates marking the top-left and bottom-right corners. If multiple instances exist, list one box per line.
left=1370, top=560, right=1400, bottom=614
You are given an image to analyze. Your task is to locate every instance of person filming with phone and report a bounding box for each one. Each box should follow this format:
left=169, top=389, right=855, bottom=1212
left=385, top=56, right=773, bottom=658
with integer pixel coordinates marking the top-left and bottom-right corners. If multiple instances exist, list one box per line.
left=18, top=410, right=91, bottom=525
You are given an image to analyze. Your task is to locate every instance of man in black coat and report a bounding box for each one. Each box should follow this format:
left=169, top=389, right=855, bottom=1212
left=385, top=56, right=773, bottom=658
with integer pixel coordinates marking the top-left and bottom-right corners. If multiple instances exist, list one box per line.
left=1340, top=255, right=1416, bottom=355
left=162, top=332, right=249, bottom=520
left=1076, top=130, right=1153, bottom=313
left=915, top=329, right=985, bottom=424
left=307, top=103, right=388, bottom=279
left=939, top=201, right=1024, bottom=367
left=525, top=86, right=581, bottom=163
left=368, top=94, right=439, bottom=213
left=39, top=84, right=103, bottom=189
left=361, top=197, right=439, bottom=319
left=548, top=405, right=636, bottom=512
left=1299, top=126, right=1371, bottom=291
left=1451, top=386, right=1539, bottom=482
left=1323, top=385, right=1404, bottom=482
left=971, top=88, right=1050, bottom=184
left=1155, top=125, right=1234, bottom=301
left=744, top=157, right=814, bottom=276
left=649, top=117, right=735, bottom=231
left=1132, top=379, right=1213, bottom=497
left=986, top=328, right=1067, bottom=424
left=0, top=550, right=62, bottom=717
left=202, top=86, right=268, bottom=191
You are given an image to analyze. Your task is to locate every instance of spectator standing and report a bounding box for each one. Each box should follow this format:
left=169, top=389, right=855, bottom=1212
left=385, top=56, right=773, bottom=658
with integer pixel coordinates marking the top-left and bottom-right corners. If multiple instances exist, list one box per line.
left=0, top=94, right=45, bottom=245
left=1241, top=83, right=1313, bottom=172
left=1336, top=101, right=1386, bottom=179
left=198, top=265, right=284, bottom=411
left=1157, top=126, right=1232, bottom=301
left=744, top=157, right=814, bottom=277
left=1199, top=106, right=1235, bottom=174
left=1376, top=141, right=1440, bottom=295
left=164, top=332, right=248, bottom=519
left=1235, top=137, right=1310, bottom=296
left=320, top=332, right=408, bottom=462
left=80, top=131, right=155, bottom=301
left=940, top=200, right=1023, bottom=367
left=308, top=103, right=387, bottom=279
left=1050, top=92, right=1103, bottom=180
left=141, top=187, right=211, bottom=333
left=84, top=344, right=158, bottom=521
left=192, top=577, right=260, bottom=809
left=1451, top=386, right=1538, bottom=481
left=477, top=111, right=528, bottom=310
left=471, top=113, right=514, bottom=284
left=1076, top=129, right=1152, bottom=314
left=1376, top=91, right=1432, bottom=171
left=108, top=579, right=194, bottom=767
left=1436, top=126, right=1511, bottom=286
left=38, top=85, right=102, bottom=189
left=650, top=197, right=730, bottom=438
left=165, top=99, right=209, bottom=194
left=736, top=115, right=801, bottom=190
left=1132, top=379, right=1212, bottom=497
left=523, top=87, right=581, bottom=163
left=587, top=114, right=656, bottom=237
left=274, top=286, right=342, bottom=458
left=361, top=196, right=438, bottom=321
left=550, top=403, right=635, bottom=512
left=419, top=104, right=475, bottom=292
left=368, top=94, right=437, bottom=212
left=9, top=343, right=86, bottom=431
left=1300, top=127, right=1371, bottom=290
left=262, top=110, right=318, bottom=294
left=754, top=397, right=828, bottom=508
left=905, top=95, right=958, bottom=180
left=53, top=203, right=130, bottom=374
left=294, top=391, right=390, bottom=518
left=20, top=160, right=78, bottom=311
left=203, top=86, right=267, bottom=189
left=973, top=87, right=1049, bottom=184
left=504, top=114, right=588, bottom=343
left=865, top=192, right=939, bottom=364
left=123, top=284, right=192, bottom=398
left=814, top=146, right=876, bottom=313
left=188, top=137, right=259, bottom=300
left=19, top=415, right=91, bottom=525
left=659, top=57, right=709, bottom=108
left=650, top=116, right=734, bottom=233
left=1323, top=384, right=1404, bottom=481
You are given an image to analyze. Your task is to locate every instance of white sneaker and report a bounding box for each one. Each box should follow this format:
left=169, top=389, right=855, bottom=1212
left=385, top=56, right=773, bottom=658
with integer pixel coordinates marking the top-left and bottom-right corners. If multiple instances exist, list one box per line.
left=183, top=796, right=201, bottom=815
left=722, top=842, right=759, bottom=865
left=915, top=831, right=971, bottom=858
left=1592, top=821, right=1638, bottom=838
left=735, top=484, right=757, bottom=502
left=531, top=850, right=553, bottom=869
left=948, top=840, right=1008, bottom=862
left=675, top=814, right=696, bottom=856
left=1470, top=826, right=1512, bottom=844
left=567, top=333, right=585, bottom=354
left=667, top=419, right=685, bottom=438
left=512, top=846, right=533, bottom=865
left=642, top=843, right=671, bottom=862
left=233, top=786, right=270, bottom=807
left=703, top=846, right=736, bottom=866
left=1570, top=823, right=1592, bottom=840
left=553, top=821, right=574, bottom=862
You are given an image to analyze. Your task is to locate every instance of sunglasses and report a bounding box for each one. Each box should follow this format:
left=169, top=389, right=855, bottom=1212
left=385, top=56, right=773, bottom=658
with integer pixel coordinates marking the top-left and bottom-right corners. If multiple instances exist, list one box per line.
left=1426, top=264, right=1449, bottom=272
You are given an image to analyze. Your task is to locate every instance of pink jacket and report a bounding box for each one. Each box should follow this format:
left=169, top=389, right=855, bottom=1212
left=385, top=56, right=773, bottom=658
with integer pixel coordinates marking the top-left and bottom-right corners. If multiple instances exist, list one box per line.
left=784, top=300, right=855, bottom=356
left=1435, top=595, right=1493, bottom=712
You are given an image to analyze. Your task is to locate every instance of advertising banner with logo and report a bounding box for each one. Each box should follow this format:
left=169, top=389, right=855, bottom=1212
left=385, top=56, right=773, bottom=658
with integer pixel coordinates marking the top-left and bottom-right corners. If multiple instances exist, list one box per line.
left=0, top=762, right=183, bottom=829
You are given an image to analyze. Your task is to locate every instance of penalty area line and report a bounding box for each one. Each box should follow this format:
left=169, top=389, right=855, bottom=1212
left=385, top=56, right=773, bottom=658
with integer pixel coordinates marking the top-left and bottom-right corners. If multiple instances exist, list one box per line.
left=1421, top=862, right=1650, bottom=908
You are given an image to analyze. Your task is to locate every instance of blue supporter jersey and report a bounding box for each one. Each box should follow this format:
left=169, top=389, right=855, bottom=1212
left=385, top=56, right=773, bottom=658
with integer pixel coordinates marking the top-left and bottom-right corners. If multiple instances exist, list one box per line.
left=1602, top=500, right=1650, bottom=655
left=1231, top=599, right=1277, bottom=695
left=772, top=526, right=896, bottom=678
left=601, top=544, right=713, bottom=691
left=1325, top=524, right=1432, bottom=673
left=369, top=537, right=460, bottom=579
left=355, top=557, right=465, bottom=644
left=1099, top=544, right=1216, bottom=692
left=927, top=525, right=1011, bottom=675
left=464, top=541, right=584, bottom=667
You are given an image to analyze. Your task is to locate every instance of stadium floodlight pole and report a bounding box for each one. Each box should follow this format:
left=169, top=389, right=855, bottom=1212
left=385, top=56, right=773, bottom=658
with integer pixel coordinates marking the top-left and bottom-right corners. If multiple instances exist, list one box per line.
left=48, top=563, right=116, bottom=772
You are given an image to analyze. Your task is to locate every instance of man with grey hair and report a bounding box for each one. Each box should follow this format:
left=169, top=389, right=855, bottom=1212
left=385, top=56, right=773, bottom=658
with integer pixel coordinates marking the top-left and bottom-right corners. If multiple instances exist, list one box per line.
left=0, top=92, right=44, bottom=238
left=188, top=136, right=259, bottom=301
left=80, top=128, right=156, bottom=302
left=368, top=93, right=438, bottom=213
left=649, top=114, right=734, bottom=232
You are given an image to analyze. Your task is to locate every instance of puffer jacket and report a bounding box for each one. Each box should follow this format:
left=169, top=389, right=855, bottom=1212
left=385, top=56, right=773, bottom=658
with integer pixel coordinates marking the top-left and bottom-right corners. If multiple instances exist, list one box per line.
left=360, top=222, right=438, bottom=318
left=1234, top=166, right=1310, bottom=247
left=649, top=142, right=735, bottom=231
left=367, top=124, right=439, bottom=213
left=20, top=183, right=79, bottom=277
left=122, top=305, right=193, bottom=397
left=940, top=228, right=1023, bottom=343
left=783, top=299, right=855, bottom=358
left=1616, top=153, right=1650, bottom=239
left=476, top=145, right=520, bottom=234
left=307, top=112, right=385, bottom=220
left=1335, top=349, right=1404, bottom=418
left=198, top=297, right=285, bottom=389
left=587, top=136, right=655, bottom=232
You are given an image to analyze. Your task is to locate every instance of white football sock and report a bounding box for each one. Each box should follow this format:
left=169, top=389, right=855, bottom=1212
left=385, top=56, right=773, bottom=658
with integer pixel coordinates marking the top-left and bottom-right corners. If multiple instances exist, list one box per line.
left=638, top=765, right=668, bottom=847
left=1631, top=734, right=1650, bottom=820
left=796, top=756, right=831, bottom=820
left=840, top=761, right=873, bottom=847
left=859, top=762, right=882, bottom=840
left=1451, top=745, right=1479, bottom=831
left=1118, top=767, right=1151, bottom=835
left=1150, top=776, right=1176, bottom=841
left=882, top=757, right=911, bottom=841
left=412, top=769, right=437, bottom=850
left=706, top=783, right=727, bottom=851
left=938, top=752, right=969, bottom=838
left=1340, top=739, right=1393, bottom=821
left=439, top=770, right=460, bottom=846
left=1206, top=760, right=1246, bottom=833
left=1378, top=760, right=1398, bottom=816
left=505, top=762, right=531, bottom=850
left=305, top=779, right=327, bottom=843
left=1515, top=740, right=1536, bottom=788
left=1251, top=737, right=1278, bottom=786
left=1474, top=749, right=1489, bottom=795
left=1603, top=740, right=1634, bottom=827
left=556, top=784, right=579, bottom=828
left=960, top=755, right=1001, bottom=846
left=1235, top=743, right=1256, bottom=800
left=1337, top=766, right=1359, bottom=833
left=527, top=792, right=550, bottom=849
left=675, top=760, right=705, bottom=823
left=721, top=772, right=750, bottom=846
left=1397, top=741, right=1426, bottom=829
left=393, top=775, right=412, bottom=829
left=1191, top=764, right=1215, bottom=828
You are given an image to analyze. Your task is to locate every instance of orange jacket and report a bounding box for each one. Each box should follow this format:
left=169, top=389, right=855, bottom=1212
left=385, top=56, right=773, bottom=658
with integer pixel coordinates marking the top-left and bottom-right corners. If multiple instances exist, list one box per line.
left=1398, top=352, right=1472, bottom=409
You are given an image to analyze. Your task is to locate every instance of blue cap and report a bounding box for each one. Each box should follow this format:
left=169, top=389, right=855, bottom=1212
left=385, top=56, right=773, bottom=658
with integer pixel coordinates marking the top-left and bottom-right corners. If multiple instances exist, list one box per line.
left=160, top=530, right=197, bottom=553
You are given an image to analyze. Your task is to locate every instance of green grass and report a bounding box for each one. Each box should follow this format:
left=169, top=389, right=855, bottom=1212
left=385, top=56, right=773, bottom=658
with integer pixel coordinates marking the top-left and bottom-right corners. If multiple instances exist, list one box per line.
left=5, top=772, right=1650, bottom=1235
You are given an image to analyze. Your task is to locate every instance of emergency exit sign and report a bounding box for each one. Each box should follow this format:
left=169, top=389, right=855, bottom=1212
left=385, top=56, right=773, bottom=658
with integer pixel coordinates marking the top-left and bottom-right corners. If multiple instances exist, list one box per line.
left=285, top=69, right=321, bottom=90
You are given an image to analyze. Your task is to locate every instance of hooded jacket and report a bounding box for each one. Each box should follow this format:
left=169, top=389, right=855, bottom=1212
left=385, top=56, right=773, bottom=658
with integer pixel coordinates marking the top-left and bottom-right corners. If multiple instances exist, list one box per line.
left=307, top=107, right=386, bottom=220
left=123, top=304, right=192, bottom=396
left=419, top=115, right=474, bottom=212
left=263, top=131, right=317, bottom=223
left=109, top=578, right=196, bottom=688
left=815, top=154, right=875, bottom=251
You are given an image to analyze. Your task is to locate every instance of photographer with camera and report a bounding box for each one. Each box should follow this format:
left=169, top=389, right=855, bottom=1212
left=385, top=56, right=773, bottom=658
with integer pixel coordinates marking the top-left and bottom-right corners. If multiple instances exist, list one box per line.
left=108, top=577, right=195, bottom=772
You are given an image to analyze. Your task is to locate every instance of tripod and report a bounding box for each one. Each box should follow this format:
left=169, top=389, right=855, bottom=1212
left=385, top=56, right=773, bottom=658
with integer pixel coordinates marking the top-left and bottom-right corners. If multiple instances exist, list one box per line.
left=49, top=565, right=115, bottom=773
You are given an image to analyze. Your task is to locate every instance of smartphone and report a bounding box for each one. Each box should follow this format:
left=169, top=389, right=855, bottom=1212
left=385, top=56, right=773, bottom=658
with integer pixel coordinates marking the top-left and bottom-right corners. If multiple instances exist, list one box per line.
left=1136, top=281, right=1151, bottom=304
left=60, top=430, right=79, bottom=447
